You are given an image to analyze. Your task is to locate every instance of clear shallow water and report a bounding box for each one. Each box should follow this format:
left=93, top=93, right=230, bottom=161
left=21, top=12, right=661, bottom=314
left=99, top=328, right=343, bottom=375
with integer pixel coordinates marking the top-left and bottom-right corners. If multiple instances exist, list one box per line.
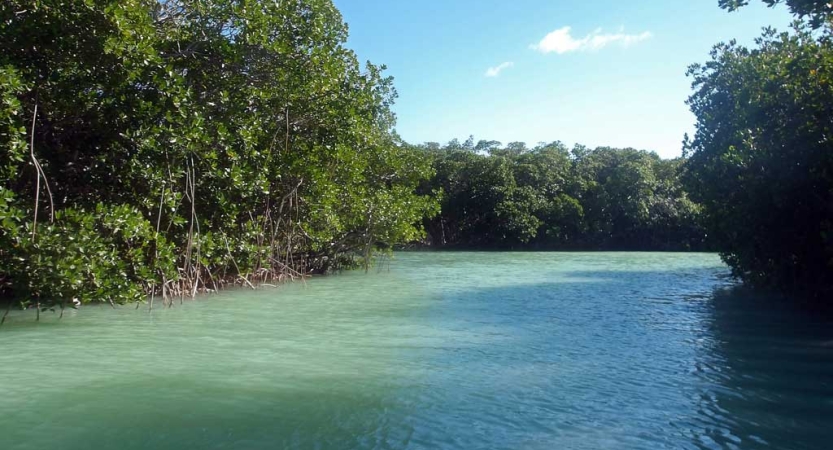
left=1, top=252, right=832, bottom=450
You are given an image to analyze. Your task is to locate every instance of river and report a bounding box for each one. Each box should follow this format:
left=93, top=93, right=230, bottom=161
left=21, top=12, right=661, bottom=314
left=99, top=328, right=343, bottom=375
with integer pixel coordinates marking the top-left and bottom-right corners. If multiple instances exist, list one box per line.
left=1, top=252, right=832, bottom=449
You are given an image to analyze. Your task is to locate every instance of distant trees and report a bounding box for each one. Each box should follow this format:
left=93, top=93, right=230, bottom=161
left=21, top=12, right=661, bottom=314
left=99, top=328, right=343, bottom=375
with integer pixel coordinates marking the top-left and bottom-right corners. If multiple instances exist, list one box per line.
left=683, top=23, right=833, bottom=296
left=419, top=141, right=709, bottom=251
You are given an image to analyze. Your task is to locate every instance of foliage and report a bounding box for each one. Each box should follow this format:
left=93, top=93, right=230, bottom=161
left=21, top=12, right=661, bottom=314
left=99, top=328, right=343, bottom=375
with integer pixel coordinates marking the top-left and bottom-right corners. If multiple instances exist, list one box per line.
left=5, top=205, right=172, bottom=307
left=684, top=24, right=833, bottom=295
left=0, top=0, right=437, bottom=308
left=719, top=0, right=833, bottom=28
left=420, top=140, right=709, bottom=251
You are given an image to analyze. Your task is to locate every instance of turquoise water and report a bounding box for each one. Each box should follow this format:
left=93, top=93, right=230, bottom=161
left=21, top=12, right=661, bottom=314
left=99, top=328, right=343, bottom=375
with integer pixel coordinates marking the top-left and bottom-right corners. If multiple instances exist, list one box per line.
left=1, top=252, right=832, bottom=449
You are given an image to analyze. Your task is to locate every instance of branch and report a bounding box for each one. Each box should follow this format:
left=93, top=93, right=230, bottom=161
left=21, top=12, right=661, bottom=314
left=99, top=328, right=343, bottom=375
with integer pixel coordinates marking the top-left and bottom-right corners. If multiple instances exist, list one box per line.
left=29, top=103, right=54, bottom=241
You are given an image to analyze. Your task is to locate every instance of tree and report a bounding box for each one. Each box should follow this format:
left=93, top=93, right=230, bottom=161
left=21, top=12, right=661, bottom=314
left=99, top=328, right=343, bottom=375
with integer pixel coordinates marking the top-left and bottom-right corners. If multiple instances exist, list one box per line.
left=684, top=25, right=833, bottom=295
left=719, top=0, right=833, bottom=28
left=0, top=0, right=437, bottom=309
left=421, top=139, right=709, bottom=251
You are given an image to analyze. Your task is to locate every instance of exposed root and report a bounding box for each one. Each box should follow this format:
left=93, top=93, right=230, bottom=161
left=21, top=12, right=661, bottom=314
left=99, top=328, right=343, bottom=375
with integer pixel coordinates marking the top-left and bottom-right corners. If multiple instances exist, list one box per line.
left=1, top=302, right=11, bottom=326
left=29, top=103, right=55, bottom=241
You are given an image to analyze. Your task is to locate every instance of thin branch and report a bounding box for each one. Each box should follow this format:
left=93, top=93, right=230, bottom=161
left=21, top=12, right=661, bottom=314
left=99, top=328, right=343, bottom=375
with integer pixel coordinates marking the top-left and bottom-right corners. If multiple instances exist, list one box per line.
left=149, top=183, right=165, bottom=312
left=222, top=233, right=255, bottom=290
left=28, top=103, right=54, bottom=243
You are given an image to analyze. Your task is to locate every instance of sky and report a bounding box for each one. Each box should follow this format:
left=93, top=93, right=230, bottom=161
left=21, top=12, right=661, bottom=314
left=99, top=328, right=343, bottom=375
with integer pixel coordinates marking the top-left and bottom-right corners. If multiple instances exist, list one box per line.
left=331, top=0, right=795, bottom=158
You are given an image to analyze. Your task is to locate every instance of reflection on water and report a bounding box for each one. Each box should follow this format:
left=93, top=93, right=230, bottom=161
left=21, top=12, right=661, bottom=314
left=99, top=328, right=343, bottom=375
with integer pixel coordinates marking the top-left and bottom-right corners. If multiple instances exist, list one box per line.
left=692, top=288, right=833, bottom=450
left=0, top=252, right=831, bottom=450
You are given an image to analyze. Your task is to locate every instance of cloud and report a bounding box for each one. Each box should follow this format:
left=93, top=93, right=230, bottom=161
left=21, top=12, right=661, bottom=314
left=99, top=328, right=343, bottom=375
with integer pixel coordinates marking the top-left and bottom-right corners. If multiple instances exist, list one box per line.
left=531, top=27, right=652, bottom=54
left=485, top=61, right=514, bottom=77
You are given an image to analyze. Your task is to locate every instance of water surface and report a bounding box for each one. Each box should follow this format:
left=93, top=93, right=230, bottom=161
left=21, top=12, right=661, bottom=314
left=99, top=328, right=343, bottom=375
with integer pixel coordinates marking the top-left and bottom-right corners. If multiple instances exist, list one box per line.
left=1, top=252, right=832, bottom=449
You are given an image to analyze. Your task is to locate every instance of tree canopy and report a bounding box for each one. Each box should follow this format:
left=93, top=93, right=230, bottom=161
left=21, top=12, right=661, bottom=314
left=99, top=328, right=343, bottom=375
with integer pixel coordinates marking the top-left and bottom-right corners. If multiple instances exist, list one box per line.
left=684, top=24, right=833, bottom=296
left=420, top=140, right=709, bottom=251
left=7, top=0, right=828, bottom=311
left=719, top=0, right=833, bottom=27
left=0, top=0, right=437, bottom=310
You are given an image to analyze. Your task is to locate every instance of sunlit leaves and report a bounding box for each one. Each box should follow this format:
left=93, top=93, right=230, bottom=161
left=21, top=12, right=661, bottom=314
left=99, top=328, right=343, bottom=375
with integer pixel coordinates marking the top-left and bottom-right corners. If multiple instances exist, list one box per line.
left=684, top=23, right=833, bottom=295
left=0, top=0, right=436, bottom=305
left=421, top=141, right=707, bottom=250
left=719, top=0, right=833, bottom=28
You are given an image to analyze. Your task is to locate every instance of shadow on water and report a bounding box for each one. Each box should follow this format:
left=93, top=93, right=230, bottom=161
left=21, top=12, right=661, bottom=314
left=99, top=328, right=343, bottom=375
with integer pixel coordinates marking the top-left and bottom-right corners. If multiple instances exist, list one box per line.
left=691, top=287, right=833, bottom=450
left=399, top=270, right=833, bottom=450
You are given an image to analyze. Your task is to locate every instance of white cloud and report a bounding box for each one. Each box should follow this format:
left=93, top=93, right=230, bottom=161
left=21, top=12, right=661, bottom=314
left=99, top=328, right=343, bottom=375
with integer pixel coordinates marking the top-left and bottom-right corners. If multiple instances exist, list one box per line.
left=531, top=27, right=652, bottom=54
left=485, top=61, right=514, bottom=77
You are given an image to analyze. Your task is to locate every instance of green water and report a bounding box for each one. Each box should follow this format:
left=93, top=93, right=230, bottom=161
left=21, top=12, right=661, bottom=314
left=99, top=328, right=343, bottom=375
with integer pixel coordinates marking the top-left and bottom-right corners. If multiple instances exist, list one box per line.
left=1, top=252, right=832, bottom=450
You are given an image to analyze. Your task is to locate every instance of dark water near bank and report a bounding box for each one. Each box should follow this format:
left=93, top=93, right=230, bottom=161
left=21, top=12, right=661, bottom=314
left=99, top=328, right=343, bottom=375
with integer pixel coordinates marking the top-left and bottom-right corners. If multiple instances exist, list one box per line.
left=1, top=252, right=832, bottom=450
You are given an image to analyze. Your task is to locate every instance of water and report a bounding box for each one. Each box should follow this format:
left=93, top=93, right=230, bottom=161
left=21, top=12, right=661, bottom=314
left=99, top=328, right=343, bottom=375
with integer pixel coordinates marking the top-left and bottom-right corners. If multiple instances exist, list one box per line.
left=1, top=252, right=832, bottom=450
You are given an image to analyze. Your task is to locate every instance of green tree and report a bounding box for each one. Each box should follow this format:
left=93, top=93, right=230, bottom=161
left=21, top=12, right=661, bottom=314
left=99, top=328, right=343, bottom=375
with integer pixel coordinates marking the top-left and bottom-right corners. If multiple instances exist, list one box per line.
left=719, top=0, right=833, bottom=27
left=0, top=0, right=437, bottom=310
left=422, top=139, right=709, bottom=251
left=684, top=25, right=833, bottom=295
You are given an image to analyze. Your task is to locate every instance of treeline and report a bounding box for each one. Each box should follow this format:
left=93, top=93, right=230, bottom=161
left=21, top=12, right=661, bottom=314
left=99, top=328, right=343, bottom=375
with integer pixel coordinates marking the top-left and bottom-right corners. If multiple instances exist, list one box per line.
left=417, top=139, right=709, bottom=251
left=417, top=1, right=833, bottom=298
left=0, top=0, right=437, bottom=311
left=2, top=0, right=831, bottom=310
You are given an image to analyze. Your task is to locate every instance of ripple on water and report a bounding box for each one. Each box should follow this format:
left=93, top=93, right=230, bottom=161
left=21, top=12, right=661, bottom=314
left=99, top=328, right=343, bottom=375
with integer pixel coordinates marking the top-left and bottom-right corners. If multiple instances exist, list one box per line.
left=1, top=252, right=832, bottom=450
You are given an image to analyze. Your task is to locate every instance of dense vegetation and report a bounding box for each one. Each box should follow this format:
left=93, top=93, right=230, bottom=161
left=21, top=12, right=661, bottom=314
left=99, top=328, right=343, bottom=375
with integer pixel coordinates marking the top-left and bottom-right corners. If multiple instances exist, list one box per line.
left=3, top=0, right=832, bottom=312
left=418, top=139, right=709, bottom=251
left=683, top=4, right=833, bottom=296
left=0, top=0, right=437, bottom=313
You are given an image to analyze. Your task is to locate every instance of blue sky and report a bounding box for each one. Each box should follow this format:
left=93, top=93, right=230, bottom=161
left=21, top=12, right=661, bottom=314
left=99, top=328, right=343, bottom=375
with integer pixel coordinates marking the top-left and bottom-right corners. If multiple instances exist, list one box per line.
left=333, top=0, right=793, bottom=158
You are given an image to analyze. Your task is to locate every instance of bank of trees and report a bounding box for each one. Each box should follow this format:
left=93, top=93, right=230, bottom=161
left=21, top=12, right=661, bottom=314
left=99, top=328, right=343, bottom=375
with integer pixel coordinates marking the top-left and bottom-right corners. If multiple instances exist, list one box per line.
left=419, top=140, right=709, bottom=251
left=0, top=0, right=437, bottom=311
left=682, top=3, right=833, bottom=296
left=4, top=0, right=829, bottom=311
